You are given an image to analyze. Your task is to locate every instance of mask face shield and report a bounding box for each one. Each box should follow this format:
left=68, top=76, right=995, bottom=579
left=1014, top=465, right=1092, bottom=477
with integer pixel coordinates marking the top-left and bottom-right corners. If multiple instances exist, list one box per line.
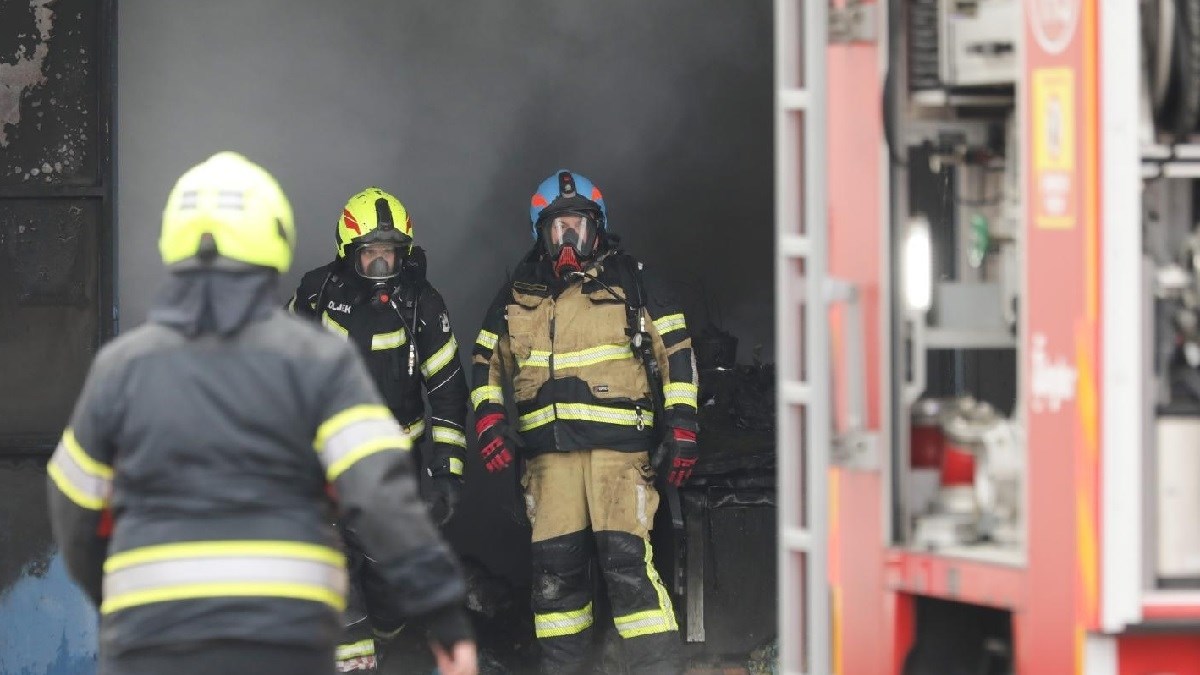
left=539, top=212, right=598, bottom=259
left=354, top=243, right=402, bottom=280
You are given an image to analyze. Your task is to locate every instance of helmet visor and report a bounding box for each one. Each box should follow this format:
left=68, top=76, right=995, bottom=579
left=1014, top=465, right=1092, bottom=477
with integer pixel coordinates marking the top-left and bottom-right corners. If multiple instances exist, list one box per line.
left=354, top=243, right=402, bottom=280
left=539, top=212, right=597, bottom=258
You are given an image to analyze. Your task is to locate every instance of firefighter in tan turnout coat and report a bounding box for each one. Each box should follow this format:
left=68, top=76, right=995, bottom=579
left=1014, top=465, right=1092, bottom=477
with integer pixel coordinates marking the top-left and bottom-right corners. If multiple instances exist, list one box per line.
left=472, top=170, right=699, bottom=674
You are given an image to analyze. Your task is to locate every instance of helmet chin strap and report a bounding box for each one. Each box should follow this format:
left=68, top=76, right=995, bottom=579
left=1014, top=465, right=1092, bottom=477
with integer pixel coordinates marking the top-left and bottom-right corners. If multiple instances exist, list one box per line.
left=553, top=245, right=582, bottom=277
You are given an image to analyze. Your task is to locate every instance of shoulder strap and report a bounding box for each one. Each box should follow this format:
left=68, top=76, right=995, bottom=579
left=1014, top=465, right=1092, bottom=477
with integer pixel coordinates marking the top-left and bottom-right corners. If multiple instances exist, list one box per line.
left=612, top=255, right=666, bottom=436
left=312, top=261, right=339, bottom=316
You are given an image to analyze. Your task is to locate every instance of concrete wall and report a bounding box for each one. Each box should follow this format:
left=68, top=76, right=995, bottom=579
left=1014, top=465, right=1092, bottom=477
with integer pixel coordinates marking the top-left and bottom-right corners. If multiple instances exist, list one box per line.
left=117, top=0, right=773, bottom=583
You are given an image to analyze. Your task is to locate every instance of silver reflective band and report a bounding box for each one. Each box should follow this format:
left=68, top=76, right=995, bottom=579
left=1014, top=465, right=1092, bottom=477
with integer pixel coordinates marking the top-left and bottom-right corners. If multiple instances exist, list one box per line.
left=47, top=430, right=112, bottom=510
left=101, top=546, right=346, bottom=615
left=652, top=313, right=687, bottom=335
left=371, top=329, right=406, bottom=351
left=336, top=639, right=376, bottom=659
left=403, top=419, right=426, bottom=441
left=317, top=406, right=409, bottom=480
left=322, top=311, right=349, bottom=337
left=614, top=609, right=677, bottom=638
left=432, top=426, right=467, bottom=448
left=471, top=385, right=503, bottom=409
left=421, top=336, right=459, bottom=379
left=517, top=343, right=633, bottom=370
left=476, top=330, right=498, bottom=351
left=663, top=382, right=699, bottom=409
left=556, top=403, right=653, bottom=427
left=534, top=602, right=594, bottom=638
left=518, top=405, right=556, bottom=432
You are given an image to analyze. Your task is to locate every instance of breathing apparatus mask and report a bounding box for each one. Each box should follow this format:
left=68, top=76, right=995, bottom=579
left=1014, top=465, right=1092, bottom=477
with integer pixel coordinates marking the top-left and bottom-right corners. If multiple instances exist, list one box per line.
left=354, top=242, right=403, bottom=307
left=539, top=211, right=599, bottom=277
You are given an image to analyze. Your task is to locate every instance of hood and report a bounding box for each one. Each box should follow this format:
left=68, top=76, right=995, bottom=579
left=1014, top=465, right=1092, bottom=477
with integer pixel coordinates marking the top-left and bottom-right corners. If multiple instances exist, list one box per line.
left=148, top=268, right=280, bottom=338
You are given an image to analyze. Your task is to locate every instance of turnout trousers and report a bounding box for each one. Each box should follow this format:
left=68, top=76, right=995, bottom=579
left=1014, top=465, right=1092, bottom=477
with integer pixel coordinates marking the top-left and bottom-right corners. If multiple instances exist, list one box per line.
left=523, top=449, right=682, bottom=675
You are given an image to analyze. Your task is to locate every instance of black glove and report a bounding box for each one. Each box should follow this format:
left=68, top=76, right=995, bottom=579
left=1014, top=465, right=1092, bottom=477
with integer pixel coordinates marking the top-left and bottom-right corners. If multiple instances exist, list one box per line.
left=426, top=464, right=462, bottom=526
left=475, top=413, right=515, bottom=474
left=657, top=426, right=699, bottom=487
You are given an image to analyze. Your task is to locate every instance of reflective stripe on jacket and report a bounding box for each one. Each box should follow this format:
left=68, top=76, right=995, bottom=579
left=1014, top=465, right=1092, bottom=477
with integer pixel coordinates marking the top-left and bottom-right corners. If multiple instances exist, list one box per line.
left=47, top=311, right=466, bottom=657
left=290, top=262, right=468, bottom=477
left=472, top=252, right=697, bottom=455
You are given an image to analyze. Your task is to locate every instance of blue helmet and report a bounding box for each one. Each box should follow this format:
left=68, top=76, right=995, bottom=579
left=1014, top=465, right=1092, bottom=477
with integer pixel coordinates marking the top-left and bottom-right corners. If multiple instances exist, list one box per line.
left=529, top=169, right=607, bottom=241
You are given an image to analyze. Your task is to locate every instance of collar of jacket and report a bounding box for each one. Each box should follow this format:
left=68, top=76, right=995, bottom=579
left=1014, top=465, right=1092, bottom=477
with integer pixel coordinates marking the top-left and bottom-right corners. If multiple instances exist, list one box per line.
left=149, top=268, right=279, bottom=337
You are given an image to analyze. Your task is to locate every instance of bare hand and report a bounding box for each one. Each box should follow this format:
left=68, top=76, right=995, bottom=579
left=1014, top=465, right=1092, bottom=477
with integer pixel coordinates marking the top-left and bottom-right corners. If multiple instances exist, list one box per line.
left=430, top=639, right=478, bottom=675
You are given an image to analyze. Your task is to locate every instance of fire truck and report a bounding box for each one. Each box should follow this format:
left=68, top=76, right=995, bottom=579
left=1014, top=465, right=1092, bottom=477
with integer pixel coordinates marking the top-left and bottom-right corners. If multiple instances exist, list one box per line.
left=776, top=0, right=1200, bottom=673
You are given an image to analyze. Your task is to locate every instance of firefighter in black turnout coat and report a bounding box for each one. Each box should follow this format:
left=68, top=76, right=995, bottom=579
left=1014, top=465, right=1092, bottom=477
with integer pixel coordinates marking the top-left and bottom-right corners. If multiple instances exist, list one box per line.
left=289, top=187, right=470, bottom=671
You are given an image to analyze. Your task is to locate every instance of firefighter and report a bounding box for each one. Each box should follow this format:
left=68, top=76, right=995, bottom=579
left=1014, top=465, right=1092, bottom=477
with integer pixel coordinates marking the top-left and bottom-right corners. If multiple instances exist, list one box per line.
left=289, top=187, right=468, bottom=522
left=471, top=170, right=699, bottom=674
left=288, top=187, right=470, bottom=671
left=46, top=152, right=477, bottom=675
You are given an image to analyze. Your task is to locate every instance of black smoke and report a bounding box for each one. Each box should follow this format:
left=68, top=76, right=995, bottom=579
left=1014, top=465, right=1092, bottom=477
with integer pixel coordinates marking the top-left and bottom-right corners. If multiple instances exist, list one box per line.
left=116, top=0, right=773, bottom=584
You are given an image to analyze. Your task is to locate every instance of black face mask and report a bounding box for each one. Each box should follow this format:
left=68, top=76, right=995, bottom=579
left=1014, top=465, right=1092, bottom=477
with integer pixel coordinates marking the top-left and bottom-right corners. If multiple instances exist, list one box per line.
left=365, top=256, right=392, bottom=279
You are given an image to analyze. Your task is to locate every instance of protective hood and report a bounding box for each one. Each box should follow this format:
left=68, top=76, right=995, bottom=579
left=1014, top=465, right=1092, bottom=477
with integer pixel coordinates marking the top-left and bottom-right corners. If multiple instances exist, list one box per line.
left=149, top=268, right=279, bottom=337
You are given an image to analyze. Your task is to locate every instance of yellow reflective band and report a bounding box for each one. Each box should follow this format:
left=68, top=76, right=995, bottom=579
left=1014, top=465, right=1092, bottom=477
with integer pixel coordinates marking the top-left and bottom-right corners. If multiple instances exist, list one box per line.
left=449, top=457, right=464, bottom=476
left=321, top=311, right=349, bottom=337
left=645, top=537, right=677, bottom=633
left=653, top=313, right=687, bottom=335
left=336, top=639, right=376, bottom=659
left=518, top=351, right=550, bottom=368
left=47, top=463, right=106, bottom=511
left=105, top=540, right=345, bottom=573
left=421, top=336, right=459, bottom=379
left=517, top=405, right=556, bottom=432
left=556, top=403, right=653, bottom=427
left=432, top=426, right=467, bottom=448
left=517, top=343, right=633, bottom=370
left=314, top=405, right=393, bottom=451
left=534, top=602, right=594, bottom=639
left=613, top=608, right=677, bottom=638
left=101, top=582, right=345, bottom=615
left=62, top=429, right=112, bottom=479
left=371, top=328, right=406, bottom=351
left=48, top=429, right=113, bottom=510
left=476, top=330, right=498, bottom=351
left=517, top=404, right=655, bottom=431
left=402, top=419, right=426, bottom=441
left=663, top=382, right=699, bottom=409
left=471, top=385, right=503, bottom=409
left=327, top=437, right=407, bottom=480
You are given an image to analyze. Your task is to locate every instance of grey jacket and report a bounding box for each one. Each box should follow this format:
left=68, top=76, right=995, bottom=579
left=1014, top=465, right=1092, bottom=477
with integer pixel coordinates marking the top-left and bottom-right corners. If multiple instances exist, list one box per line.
left=47, top=273, right=467, bottom=656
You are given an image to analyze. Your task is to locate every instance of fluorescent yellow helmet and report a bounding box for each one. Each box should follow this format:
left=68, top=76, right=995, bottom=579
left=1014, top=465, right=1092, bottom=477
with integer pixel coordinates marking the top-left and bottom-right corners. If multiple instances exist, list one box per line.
left=336, top=187, right=413, bottom=260
left=159, top=151, right=295, bottom=273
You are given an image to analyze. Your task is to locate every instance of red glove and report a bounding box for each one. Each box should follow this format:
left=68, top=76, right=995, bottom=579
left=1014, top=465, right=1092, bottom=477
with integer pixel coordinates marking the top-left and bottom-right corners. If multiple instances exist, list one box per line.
left=476, top=413, right=515, bottom=474
left=664, top=427, right=698, bottom=487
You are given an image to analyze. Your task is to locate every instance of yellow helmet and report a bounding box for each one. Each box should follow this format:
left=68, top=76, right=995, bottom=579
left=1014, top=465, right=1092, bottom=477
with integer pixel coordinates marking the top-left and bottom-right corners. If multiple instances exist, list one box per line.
left=336, top=187, right=413, bottom=260
left=159, top=152, right=295, bottom=273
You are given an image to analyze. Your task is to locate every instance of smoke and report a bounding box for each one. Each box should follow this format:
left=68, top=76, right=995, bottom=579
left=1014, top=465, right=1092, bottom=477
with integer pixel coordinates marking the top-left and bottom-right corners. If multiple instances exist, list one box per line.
left=117, top=0, right=772, bottom=582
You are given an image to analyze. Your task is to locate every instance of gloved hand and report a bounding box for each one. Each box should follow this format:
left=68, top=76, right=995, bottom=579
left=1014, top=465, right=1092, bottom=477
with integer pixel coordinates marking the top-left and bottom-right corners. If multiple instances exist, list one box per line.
left=475, top=412, right=515, bottom=474
left=425, top=466, right=462, bottom=526
left=659, top=427, right=699, bottom=487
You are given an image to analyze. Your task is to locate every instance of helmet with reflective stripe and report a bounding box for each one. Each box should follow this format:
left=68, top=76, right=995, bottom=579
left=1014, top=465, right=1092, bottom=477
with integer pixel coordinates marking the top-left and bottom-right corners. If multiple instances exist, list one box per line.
left=159, top=152, right=295, bottom=272
left=529, top=169, right=607, bottom=241
left=335, top=187, right=414, bottom=259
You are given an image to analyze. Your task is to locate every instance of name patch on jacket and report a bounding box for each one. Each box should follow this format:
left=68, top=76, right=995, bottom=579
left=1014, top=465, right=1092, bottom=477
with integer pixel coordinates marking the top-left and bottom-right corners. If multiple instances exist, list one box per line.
left=513, top=281, right=547, bottom=293
left=327, top=301, right=352, bottom=314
